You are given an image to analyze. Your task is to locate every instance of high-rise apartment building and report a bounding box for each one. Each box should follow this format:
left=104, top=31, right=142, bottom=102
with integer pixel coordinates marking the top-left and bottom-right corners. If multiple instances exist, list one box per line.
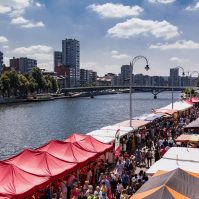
left=170, top=68, right=179, bottom=86
left=121, top=65, right=130, bottom=85
left=80, top=69, right=97, bottom=86
left=54, top=51, right=62, bottom=70
left=62, top=39, right=80, bottom=87
left=0, top=51, right=3, bottom=72
left=10, top=57, right=37, bottom=73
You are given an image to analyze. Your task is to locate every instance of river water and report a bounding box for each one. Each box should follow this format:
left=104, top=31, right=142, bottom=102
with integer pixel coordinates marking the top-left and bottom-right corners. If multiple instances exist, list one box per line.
left=0, top=92, right=180, bottom=159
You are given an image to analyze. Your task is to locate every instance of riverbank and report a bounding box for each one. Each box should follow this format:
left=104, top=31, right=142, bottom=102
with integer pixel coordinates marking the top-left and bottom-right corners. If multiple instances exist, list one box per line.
left=0, top=91, right=118, bottom=105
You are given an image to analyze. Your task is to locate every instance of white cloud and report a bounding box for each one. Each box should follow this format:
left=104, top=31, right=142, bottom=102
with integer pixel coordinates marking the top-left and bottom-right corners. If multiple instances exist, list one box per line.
left=87, top=3, right=143, bottom=18
left=35, top=2, right=44, bottom=7
left=0, top=5, right=11, bottom=14
left=2, top=45, right=9, bottom=49
left=11, top=16, right=44, bottom=28
left=107, top=18, right=180, bottom=40
left=21, top=21, right=45, bottom=28
left=13, top=45, right=53, bottom=54
left=170, top=57, right=188, bottom=63
left=186, top=1, right=199, bottom=11
left=0, top=36, right=8, bottom=43
left=111, top=50, right=129, bottom=59
left=11, top=45, right=53, bottom=70
left=148, top=0, right=176, bottom=4
left=11, top=16, right=29, bottom=25
left=0, top=0, right=45, bottom=28
left=150, top=40, right=199, bottom=50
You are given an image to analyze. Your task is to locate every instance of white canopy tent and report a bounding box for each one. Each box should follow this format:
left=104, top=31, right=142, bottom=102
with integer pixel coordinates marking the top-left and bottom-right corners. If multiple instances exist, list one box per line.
left=87, top=126, right=135, bottom=143
left=147, top=147, right=199, bottom=175
left=114, top=119, right=150, bottom=128
left=159, top=101, right=193, bottom=112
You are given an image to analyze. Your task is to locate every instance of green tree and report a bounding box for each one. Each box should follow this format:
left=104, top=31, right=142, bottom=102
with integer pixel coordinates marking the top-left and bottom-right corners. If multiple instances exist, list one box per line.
left=32, top=68, right=44, bottom=93
left=24, top=73, right=38, bottom=94
left=1, top=73, right=11, bottom=97
left=18, top=74, right=29, bottom=97
left=7, top=71, right=19, bottom=97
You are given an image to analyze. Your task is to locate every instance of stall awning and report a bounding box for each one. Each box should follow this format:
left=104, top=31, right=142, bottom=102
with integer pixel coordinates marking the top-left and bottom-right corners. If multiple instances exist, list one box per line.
left=176, top=134, right=199, bottom=143
left=155, top=109, right=177, bottom=115
left=5, top=149, right=78, bottom=178
left=37, top=140, right=98, bottom=164
left=113, top=119, right=150, bottom=128
left=0, top=161, right=49, bottom=198
left=64, top=133, right=113, bottom=153
left=132, top=168, right=199, bottom=199
left=147, top=147, right=199, bottom=175
left=133, top=113, right=165, bottom=121
left=184, top=118, right=199, bottom=129
left=192, top=97, right=199, bottom=103
left=87, top=128, right=129, bottom=144
left=157, top=101, right=193, bottom=112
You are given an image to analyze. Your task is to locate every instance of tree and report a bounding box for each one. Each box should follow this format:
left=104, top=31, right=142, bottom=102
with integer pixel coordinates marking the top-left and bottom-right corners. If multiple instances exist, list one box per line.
left=7, top=71, right=19, bottom=97
left=1, top=73, right=11, bottom=97
left=18, top=74, right=29, bottom=97
left=31, top=68, right=44, bottom=93
left=24, top=73, right=38, bottom=94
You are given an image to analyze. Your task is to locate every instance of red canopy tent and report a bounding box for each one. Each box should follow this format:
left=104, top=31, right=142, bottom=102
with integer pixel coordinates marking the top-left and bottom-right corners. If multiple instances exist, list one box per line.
left=0, top=161, right=49, bottom=199
left=5, top=149, right=78, bottom=180
left=64, top=133, right=113, bottom=154
left=192, top=97, right=199, bottom=103
left=37, top=140, right=98, bottom=165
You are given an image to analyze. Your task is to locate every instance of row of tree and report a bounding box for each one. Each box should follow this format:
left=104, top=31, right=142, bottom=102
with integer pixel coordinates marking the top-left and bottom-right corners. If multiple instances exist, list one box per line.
left=0, top=68, right=58, bottom=98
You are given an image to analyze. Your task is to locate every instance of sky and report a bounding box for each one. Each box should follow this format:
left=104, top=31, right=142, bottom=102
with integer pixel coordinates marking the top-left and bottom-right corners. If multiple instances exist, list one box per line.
left=0, top=0, right=199, bottom=76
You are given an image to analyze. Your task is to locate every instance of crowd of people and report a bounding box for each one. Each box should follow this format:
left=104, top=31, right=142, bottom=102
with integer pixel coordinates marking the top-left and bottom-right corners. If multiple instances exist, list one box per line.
left=31, top=105, right=199, bottom=199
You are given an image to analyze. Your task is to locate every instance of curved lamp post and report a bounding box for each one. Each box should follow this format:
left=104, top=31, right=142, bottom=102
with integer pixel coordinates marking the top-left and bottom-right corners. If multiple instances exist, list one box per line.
left=189, top=71, right=199, bottom=98
left=171, top=66, right=185, bottom=109
left=129, top=56, right=149, bottom=127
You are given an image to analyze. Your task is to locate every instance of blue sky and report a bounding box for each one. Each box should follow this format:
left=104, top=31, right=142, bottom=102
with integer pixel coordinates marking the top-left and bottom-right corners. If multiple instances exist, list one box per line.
left=0, top=0, right=199, bottom=76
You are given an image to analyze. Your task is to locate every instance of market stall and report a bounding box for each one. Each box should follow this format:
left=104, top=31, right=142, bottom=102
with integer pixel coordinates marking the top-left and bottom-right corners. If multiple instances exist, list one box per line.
left=131, top=168, right=199, bottom=199
left=0, top=161, right=50, bottom=198
left=176, top=134, right=199, bottom=143
left=5, top=149, right=78, bottom=179
left=133, top=113, right=165, bottom=121
left=113, top=119, right=150, bottom=128
left=184, top=118, right=199, bottom=132
left=65, top=133, right=113, bottom=153
left=147, top=147, right=199, bottom=175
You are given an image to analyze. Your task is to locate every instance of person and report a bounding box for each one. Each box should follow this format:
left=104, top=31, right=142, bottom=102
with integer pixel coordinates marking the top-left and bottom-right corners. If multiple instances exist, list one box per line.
left=154, top=149, right=160, bottom=162
left=94, top=186, right=100, bottom=197
left=78, top=191, right=86, bottom=199
left=88, top=190, right=94, bottom=199
left=121, top=171, right=129, bottom=189
left=70, top=186, right=79, bottom=199
left=120, top=189, right=128, bottom=199
left=116, top=160, right=124, bottom=177
left=87, top=169, right=93, bottom=183
left=61, top=180, right=68, bottom=199
left=146, top=149, right=152, bottom=168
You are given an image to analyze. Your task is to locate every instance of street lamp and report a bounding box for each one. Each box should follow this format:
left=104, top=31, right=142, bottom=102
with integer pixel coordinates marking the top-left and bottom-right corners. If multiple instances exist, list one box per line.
left=129, top=56, right=149, bottom=127
left=171, top=66, right=185, bottom=109
left=188, top=71, right=199, bottom=98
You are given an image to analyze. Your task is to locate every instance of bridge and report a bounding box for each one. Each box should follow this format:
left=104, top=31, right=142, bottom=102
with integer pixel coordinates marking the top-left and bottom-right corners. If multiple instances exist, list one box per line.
left=61, top=85, right=196, bottom=99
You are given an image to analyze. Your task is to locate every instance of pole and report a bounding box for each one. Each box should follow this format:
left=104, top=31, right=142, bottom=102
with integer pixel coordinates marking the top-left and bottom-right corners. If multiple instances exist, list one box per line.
left=65, top=72, right=67, bottom=88
left=172, top=74, right=173, bottom=109
left=129, top=62, right=133, bottom=127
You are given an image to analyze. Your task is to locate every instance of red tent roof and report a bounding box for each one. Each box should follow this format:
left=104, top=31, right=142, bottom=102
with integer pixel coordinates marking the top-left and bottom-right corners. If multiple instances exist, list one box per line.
left=65, top=134, right=113, bottom=153
left=5, top=149, right=77, bottom=179
left=0, top=161, right=49, bottom=199
left=192, top=97, right=199, bottom=103
left=37, top=140, right=97, bottom=165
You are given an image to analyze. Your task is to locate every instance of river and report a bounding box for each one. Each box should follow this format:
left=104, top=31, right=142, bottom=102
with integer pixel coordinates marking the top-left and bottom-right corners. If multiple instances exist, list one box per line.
left=0, top=91, right=180, bottom=159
